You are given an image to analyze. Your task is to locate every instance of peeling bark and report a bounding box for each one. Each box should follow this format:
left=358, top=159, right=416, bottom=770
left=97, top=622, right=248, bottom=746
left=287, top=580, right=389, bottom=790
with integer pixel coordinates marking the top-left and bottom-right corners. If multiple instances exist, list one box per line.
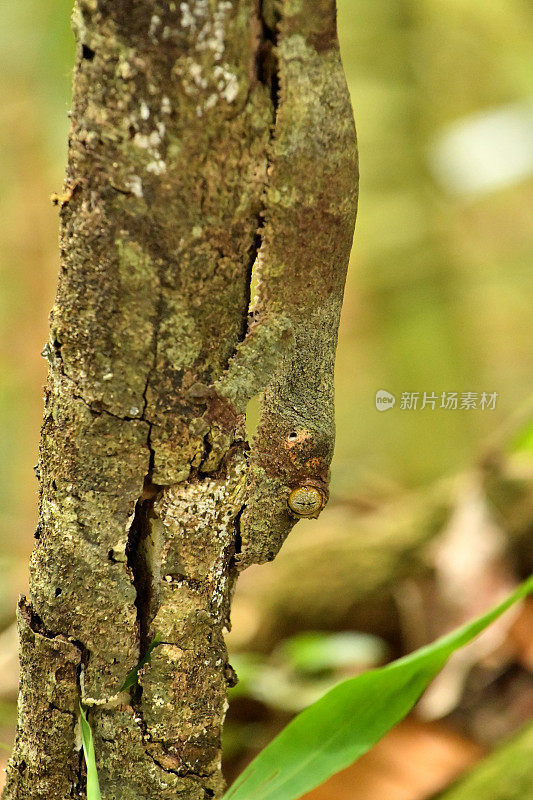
left=4, top=1, right=357, bottom=798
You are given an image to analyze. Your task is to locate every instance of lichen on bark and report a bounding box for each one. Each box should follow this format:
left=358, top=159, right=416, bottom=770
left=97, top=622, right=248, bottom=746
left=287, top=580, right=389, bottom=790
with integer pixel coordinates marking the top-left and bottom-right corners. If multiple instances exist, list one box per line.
left=3, top=1, right=357, bottom=798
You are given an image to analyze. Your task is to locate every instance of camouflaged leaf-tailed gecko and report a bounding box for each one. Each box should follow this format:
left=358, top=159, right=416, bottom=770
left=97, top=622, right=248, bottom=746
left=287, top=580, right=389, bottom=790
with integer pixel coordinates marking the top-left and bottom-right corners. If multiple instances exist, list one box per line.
left=215, top=0, right=358, bottom=568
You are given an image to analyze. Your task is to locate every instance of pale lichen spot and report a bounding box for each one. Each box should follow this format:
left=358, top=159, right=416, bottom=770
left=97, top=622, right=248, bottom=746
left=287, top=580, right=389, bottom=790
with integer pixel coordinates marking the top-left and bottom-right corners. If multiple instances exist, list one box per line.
left=149, top=14, right=161, bottom=39
left=125, top=175, right=143, bottom=198
left=74, top=718, right=82, bottom=751
left=133, top=120, right=167, bottom=174
left=180, top=1, right=195, bottom=29
left=133, top=132, right=150, bottom=149
left=189, top=62, right=207, bottom=89
left=184, top=0, right=232, bottom=65
left=140, top=100, right=150, bottom=120
left=117, top=59, right=135, bottom=80
left=280, top=33, right=312, bottom=63
left=146, top=159, right=167, bottom=175
left=213, top=64, right=239, bottom=103
left=221, top=73, right=238, bottom=103
left=71, top=7, right=87, bottom=43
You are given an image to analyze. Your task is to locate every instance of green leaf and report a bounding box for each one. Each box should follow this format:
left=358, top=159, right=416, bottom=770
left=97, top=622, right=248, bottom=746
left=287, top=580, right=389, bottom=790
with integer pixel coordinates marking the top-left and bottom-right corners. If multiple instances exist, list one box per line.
left=79, top=704, right=102, bottom=800
left=120, top=633, right=162, bottom=691
left=78, top=636, right=162, bottom=797
left=223, top=575, right=533, bottom=800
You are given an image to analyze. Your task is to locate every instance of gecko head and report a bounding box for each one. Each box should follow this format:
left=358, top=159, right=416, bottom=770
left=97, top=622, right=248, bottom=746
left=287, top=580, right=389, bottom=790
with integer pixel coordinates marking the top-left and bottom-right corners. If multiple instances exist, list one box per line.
left=281, top=427, right=330, bottom=518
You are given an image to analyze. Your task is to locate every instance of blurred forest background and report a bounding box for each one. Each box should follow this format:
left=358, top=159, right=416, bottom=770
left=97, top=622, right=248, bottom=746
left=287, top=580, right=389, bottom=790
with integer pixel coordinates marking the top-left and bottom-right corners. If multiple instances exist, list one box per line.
left=0, top=1, right=532, bottom=797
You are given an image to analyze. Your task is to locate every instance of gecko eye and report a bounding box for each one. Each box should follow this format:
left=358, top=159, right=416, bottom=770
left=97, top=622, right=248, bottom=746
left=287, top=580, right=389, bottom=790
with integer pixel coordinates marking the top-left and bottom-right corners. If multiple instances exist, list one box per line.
left=288, top=486, right=326, bottom=518
left=287, top=431, right=298, bottom=442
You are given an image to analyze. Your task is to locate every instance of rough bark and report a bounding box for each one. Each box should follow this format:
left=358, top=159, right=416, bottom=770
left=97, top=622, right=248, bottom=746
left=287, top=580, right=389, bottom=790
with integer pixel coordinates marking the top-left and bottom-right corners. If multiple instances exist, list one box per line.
left=4, top=1, right=357, bottom=799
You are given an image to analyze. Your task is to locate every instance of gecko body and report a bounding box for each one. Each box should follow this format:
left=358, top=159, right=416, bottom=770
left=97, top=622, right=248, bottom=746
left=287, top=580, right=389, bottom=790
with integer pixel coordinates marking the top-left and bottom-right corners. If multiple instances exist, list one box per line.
left=216, top=0, right=358, bottom=567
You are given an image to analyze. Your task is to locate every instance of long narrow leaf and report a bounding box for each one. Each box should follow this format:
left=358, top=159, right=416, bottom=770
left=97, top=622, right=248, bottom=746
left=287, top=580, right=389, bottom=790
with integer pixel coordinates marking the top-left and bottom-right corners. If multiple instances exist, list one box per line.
left=223, top=575, right=533, bottom=800
left=79, top=705, right=102, bottom=800
left=120, top=633, right=162, bottom=691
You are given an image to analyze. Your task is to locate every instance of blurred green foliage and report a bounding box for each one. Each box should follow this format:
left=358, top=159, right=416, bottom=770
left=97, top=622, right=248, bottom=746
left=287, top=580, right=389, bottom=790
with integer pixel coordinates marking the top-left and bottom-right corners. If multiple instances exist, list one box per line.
left=275, top=631, right=387, bottom=675
left=227, top=631, right=386, bottom=712
left=0, top=0, right=75, bottom=575
left=0, top=0, right=532, bottom=571
left=335, top=0, right=533, bottom=494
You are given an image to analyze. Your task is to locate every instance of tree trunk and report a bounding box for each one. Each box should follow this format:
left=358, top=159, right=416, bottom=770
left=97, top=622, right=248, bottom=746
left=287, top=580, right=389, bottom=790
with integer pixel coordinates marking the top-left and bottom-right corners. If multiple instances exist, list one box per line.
left=3, top=1, right=357, bottom=799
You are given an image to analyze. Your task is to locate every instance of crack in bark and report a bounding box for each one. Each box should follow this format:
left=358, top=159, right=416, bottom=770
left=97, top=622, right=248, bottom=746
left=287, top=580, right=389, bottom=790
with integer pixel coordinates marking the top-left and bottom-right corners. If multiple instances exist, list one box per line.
left=46, top=351, right=150, bottom=425
left=257, top=0, right=280, bottom=109
left=121, top=262, right=165, bottom=760
left=18, top=597, right=89, bottom=796
left=222, top=0, right=280, bottom=365
left=48, top=232, right=163, bottom=765
left=233, top=505, right=244, bottom=558
left=202, top=3, right=280, bottom=571
left=126, top=481, right=161, bottom=658
left=247, top=0, right=280, bottom=319
left=20, top=597, right=85, bottom=656
left=144, top=747, right=220, bottom=781
left=72, top=393, right=146, bottom=423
